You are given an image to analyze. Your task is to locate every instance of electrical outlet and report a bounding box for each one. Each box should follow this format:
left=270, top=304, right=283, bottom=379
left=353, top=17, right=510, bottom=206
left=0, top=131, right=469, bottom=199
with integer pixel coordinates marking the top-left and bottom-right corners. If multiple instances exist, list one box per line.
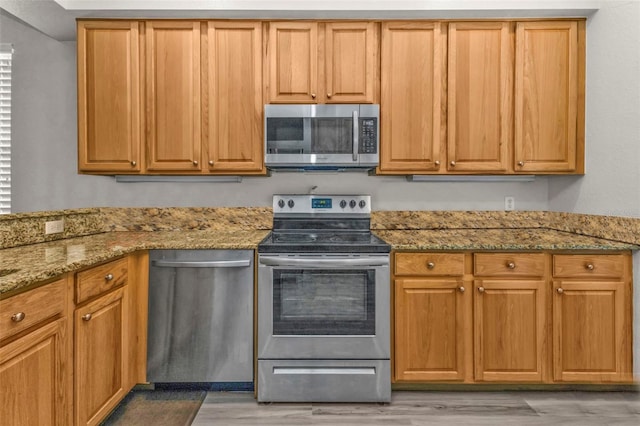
left=45, top=219, right=64, bottom=235
left=504, top=196, right=515, bottom=211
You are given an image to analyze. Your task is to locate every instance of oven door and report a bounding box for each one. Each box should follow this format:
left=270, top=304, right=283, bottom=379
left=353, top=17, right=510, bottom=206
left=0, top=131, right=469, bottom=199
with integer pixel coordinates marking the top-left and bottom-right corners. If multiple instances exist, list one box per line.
left=257, top=254, right=390, bottom=360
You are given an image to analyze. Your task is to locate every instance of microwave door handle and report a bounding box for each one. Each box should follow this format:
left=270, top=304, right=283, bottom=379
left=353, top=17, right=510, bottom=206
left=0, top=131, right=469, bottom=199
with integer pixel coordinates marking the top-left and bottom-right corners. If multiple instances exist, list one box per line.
left=352, top=110, right=359, bottom=162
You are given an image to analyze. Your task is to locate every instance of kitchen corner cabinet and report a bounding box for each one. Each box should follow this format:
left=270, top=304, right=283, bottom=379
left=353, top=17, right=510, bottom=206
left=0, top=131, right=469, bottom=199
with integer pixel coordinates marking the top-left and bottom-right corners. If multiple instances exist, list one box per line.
left=514, top=21, right=584, bottom=173
left=394, top=253, right=469, bottom=382
left=77, top=21, right=141, bottom=173
left=266, top=21, right=378, bottom=104
left=473, top=253, right=548, bottom=382
left=146, top=21, right=202, bottom=172
left=0, top=277, right=69, bottom=426
left=379, top=22, right=445, bottom=172
left=552, top=254, right=633, bottom=382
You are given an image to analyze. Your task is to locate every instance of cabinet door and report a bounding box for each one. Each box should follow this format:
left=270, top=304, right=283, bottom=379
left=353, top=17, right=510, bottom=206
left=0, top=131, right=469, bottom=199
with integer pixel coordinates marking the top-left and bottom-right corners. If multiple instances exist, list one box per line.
left=206, top=21, right=263, bottom=172
left=448, top=22, right=511, bottom=172
left=380, top=22, right=444, bottom=172
left=146, top=21, right=201, bottom=171
left=267, top=22, right=318, bottom=103
left=553, top=280, right=631, bottom=382
left=0, top=319, right=67, bottom=426
left=514, top=21, right=578, bottom=173
left=324, top=22, right=377, bottom=103
left=75, top=287, right=127, bottom=426
left=78, top=21, right=141, bottom=172
left=395, top=278, right=467, bottom=381
left=474, top=279, right=547, bottom=382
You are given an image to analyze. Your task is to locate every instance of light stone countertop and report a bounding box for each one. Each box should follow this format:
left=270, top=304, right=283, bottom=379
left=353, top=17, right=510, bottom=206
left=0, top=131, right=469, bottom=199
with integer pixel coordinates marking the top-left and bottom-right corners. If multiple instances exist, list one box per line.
left=2, top=227, right=637, bottom=298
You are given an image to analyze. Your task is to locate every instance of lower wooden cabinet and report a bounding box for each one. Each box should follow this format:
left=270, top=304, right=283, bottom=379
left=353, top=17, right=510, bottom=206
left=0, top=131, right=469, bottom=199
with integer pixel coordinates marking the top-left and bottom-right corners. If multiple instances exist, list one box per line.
left=0, top=318, right=67, bottom=426
left=75, top=286, right=128, bottom=426
left=395, top=278, right=468, bottom=381
left=551, top=254, right=633, bottom=382
left=393, top=251, right=633, bottom=385
left=0, top=276, right=69, bottom=426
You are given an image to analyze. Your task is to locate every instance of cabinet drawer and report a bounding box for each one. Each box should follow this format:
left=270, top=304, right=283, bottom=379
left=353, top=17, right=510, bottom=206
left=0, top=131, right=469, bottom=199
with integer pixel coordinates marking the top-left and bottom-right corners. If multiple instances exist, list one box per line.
left=395, top=253, right=464, bottom=276
left=76, top=257, right=128, bottom=304
left=474, top=253, right=545, bottom=277
left=0, top=278, right=65, bottom=342
left=552, top=254, right=625, bottom=278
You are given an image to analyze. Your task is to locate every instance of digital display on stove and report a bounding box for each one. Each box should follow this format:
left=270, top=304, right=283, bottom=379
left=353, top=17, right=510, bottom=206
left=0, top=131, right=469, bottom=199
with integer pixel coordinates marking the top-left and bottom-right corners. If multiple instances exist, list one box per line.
left=311, top=198, right=332, bottom=209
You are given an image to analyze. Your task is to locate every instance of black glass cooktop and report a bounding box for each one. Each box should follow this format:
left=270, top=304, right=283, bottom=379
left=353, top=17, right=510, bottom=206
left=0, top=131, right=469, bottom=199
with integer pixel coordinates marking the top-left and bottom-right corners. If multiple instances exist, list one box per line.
left=258, top=231, right=390, bottom=253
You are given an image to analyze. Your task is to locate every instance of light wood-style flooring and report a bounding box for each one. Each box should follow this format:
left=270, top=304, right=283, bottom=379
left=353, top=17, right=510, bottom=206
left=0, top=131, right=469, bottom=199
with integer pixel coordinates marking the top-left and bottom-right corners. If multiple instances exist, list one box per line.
left=192, top=391, right=640, bottom=426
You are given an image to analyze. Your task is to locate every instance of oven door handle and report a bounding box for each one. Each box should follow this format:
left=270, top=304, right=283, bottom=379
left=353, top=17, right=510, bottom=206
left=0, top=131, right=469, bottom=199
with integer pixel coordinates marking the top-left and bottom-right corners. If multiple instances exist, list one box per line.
left=259, top=257, right=388, bottom=267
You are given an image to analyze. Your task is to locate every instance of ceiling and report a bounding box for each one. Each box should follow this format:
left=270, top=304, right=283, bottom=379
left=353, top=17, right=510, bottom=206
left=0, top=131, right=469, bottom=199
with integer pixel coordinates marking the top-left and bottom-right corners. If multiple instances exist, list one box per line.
left=1, top=0, right=601, bottom=42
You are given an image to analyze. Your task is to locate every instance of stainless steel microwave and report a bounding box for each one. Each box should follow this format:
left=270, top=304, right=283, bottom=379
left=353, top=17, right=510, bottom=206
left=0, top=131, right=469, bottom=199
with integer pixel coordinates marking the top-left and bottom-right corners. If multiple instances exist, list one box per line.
left=264, top=104, right=379, bottom=170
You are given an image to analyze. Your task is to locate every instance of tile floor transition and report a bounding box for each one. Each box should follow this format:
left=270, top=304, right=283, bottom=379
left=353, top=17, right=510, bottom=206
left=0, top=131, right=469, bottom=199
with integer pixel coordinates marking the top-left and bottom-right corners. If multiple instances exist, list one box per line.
left=190, top=391, right=640, bottom=426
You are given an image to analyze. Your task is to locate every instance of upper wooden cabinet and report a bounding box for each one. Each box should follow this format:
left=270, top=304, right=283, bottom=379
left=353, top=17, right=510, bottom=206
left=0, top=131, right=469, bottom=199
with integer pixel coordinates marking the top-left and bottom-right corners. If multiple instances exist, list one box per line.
left=206, top=21, right=263, bottom=172
left=379, top=21, right=445, bottom=172
left=514, top=21, right=582, bottom=173
left=77, top=21, right=141, bottom=172
left=447, top=22, right=512, bottom=172
left=266, top=21, right=378, bottom=103
left=145, top=21, right=202, bottom=172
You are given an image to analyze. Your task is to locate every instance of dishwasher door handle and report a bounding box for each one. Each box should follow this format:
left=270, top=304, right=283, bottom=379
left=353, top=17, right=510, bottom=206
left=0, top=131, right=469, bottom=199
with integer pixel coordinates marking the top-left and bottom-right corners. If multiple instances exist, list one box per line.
left=151, top=259, right=251, bottom=268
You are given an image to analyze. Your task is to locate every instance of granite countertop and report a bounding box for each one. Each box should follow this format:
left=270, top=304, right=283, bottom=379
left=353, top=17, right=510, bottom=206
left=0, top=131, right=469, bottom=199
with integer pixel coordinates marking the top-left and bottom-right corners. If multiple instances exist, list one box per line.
left=0, top=230, right=270, bottom=297
left=1, top=227, right=638, bottom=298
left=375, top=228, right=639, bottom=251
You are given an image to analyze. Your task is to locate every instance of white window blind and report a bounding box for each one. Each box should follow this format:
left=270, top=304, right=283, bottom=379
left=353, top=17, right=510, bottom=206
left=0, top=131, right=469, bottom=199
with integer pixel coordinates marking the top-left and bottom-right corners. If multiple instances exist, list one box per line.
left=0, top=44, right=12, bottom=214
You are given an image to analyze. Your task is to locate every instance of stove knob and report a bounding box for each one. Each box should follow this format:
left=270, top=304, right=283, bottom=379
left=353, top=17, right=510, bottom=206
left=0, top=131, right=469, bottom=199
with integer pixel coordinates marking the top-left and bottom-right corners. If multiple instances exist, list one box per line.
left=359, top=200, right=366, bottom=209
left=287, top=199, right=295, bottom=208
left=278, top=199, right=285, bottom=208
left=349, top=200, right=356, bottom=208
left=340, top=200, right=347, bottom=209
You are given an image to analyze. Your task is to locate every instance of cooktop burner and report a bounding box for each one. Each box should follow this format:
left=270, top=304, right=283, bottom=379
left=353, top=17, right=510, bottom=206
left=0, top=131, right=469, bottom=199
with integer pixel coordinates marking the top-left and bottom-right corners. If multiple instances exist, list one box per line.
left=258, top=194, right=390, bottom=254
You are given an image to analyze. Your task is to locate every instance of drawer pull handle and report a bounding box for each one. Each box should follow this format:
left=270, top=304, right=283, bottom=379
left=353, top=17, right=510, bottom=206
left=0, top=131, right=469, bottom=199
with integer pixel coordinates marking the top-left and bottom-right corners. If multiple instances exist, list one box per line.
left=82, top=313, right=92, bottom=321
left=458, top=286, right=465, bottom=293
left=585, top=263, right=594, bottom=270
left=506, top=262, right=516, bottom=269
left=477, top=286, right=485, bottom=293
left=557, top=287, right=564, bottom=294
left=11, top=312, right=25, bottom=322
left=105, top=273, right=114, bottom=281
left=426, top=262, right=435, bottom=269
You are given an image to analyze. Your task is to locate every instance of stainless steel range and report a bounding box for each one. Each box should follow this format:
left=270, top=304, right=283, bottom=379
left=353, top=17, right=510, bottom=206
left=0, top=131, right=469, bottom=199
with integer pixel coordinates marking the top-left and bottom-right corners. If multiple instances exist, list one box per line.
left=257, top=194, right=391, bottom=403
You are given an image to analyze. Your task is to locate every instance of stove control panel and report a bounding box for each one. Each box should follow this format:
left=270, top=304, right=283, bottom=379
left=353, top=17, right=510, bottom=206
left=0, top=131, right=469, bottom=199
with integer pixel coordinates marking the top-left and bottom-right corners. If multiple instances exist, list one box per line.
left=273, top=195, right=371, bottom=215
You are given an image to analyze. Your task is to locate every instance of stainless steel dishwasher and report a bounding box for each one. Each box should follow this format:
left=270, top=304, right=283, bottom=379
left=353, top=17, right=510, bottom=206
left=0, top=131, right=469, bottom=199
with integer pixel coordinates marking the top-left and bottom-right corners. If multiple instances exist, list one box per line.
left=147, top=250, right=253, bottom=385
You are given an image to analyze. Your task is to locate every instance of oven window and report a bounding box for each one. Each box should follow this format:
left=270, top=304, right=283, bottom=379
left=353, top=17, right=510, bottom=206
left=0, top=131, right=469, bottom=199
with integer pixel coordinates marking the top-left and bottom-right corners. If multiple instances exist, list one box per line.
left=272, top=269, right=375, bottom=335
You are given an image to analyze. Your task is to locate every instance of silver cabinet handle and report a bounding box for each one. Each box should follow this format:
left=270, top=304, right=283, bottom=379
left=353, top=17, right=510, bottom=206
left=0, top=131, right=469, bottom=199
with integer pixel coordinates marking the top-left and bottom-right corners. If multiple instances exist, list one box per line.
left=130, top=160, right=137, bottom=166
left=506, top=262, right=516, bottom=269
left=352, top=110, right=359, bottom=162
left=450, top=161, right=456, bottom=167
left=434, top=160, right=440, bottom=166
left=311, top=93, right=316, bottom=99
left=192, top=160, right=199, bottom=166
left=11, top=312, right=25, bottom=322
left=518, top=161, right=525, bottom=167
left=478, top=286, right=485, bottom=293
left=151, top=259, right=251, bottom=268
left=208, top=160, right=214, bottom=166
left=105, top=273, right=114, bottom=281
left=557, top=288, right=564, bottom=294
left=458, top=286, right=465, bottom=293
left=585, top=263, right=594, bottom=270
left=426, top=262, right=435, bottom=269
left=82, top=313, right=92, bottom=321
left=259, top=257, right=389, bottom=268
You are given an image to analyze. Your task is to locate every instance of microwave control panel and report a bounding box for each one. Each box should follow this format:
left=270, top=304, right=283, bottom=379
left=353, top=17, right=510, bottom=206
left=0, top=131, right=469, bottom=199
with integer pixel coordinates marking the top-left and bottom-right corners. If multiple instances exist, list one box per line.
left=359, top=118, right=378, bottom=154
